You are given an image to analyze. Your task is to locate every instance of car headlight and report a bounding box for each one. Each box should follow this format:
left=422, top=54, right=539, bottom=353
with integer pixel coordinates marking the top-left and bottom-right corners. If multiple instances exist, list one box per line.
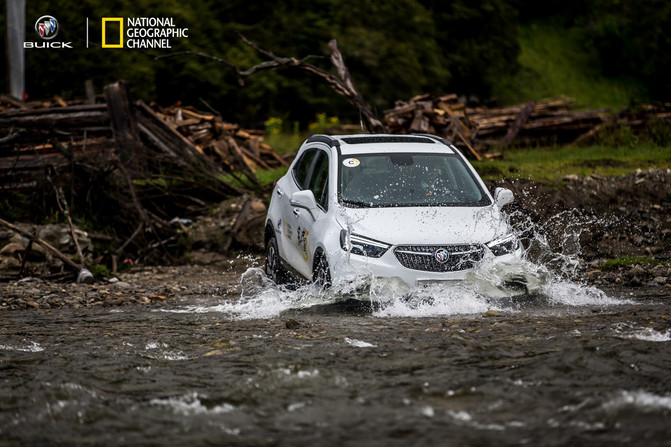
left=340, top=230, right=390, bottom=258
left=486, top=234, right=519, bottom=256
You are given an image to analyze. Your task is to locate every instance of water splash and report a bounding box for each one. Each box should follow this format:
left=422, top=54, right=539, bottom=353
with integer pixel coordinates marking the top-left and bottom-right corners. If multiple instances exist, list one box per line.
left=0, top=340, right=45, bottom=352
left=150, top=392, right=235, bottom=416
left=612, top=323, right=671, bottom=342
left=164, top=207, right=633, bottom=319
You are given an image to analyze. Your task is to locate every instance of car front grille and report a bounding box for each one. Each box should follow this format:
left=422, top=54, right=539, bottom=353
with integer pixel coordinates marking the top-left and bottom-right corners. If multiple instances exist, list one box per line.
left=393, top=244, right=484, bottom=272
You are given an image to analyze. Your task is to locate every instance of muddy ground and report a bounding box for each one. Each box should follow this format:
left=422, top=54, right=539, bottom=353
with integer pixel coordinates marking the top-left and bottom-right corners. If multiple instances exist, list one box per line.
left=1, top=169, right=670, bottom=310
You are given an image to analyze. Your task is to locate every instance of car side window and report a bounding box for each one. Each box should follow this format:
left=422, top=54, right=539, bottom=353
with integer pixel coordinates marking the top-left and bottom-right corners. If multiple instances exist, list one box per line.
left=292, top=149, right=318, bottom=189
left=308, top=151, right=329, bottom=210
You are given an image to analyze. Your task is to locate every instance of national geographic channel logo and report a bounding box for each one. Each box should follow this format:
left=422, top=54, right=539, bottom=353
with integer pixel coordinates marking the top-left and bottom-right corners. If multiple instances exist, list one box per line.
left=24, top=15, right=74, bottom=48
left=102, top=17, right=189, bottom=49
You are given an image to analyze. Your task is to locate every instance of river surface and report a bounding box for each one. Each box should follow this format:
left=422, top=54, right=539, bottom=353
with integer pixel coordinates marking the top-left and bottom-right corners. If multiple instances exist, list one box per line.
left=1, top=271, right=671, bottom=446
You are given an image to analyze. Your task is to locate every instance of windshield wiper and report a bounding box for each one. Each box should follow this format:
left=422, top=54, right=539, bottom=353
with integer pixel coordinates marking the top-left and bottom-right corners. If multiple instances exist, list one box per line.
left=341, top=199, right=371, bottom=208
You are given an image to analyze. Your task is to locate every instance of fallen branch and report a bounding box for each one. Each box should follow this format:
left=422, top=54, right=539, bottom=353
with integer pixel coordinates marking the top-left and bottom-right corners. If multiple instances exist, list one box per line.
left=53, top=186, right=94, bottom=283
left=0, top=218, right=93, bottom=283
left=156, top=33, right=387, bottom=133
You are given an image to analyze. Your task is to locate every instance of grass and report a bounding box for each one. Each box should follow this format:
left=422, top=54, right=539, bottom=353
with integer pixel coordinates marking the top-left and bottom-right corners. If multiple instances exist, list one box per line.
left=252, top=130, right=671, bottom=186
left=255, top=166, right=289, bottom=188
left=600, top=256, right=670, bottom=270
left=492, top=20, right=646, bottom=109
left=473, top=143, right=671, bottom=183
left=264, top=130, right=304, bottom=156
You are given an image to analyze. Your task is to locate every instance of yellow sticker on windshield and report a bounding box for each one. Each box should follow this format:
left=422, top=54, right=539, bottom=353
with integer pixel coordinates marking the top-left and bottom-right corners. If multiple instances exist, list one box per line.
left=343, top=158, right=360, bottom=167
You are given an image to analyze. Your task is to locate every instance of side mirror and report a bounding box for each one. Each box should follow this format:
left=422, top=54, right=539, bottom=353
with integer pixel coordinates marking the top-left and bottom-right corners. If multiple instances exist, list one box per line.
left=290, top=190, right=318, bottom=220
left=494, top=187, right=514, bottom=208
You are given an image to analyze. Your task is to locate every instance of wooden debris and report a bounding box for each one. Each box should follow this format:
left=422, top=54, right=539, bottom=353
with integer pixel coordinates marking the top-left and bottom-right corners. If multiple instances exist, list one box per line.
left=384, top=94, right=671, bottom=157
left=0, top=84, right=290, bottom=193
left=0, top=82, right=293, bottom=278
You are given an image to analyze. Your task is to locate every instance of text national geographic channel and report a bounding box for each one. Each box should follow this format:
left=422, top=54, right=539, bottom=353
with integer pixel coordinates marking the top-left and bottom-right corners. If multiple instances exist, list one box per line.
left=102, top=17, right=189, bottom=49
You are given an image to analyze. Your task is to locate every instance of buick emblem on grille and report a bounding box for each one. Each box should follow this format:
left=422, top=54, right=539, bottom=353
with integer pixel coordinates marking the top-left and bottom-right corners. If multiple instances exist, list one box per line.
left=433, top=248, right=449, bottom=264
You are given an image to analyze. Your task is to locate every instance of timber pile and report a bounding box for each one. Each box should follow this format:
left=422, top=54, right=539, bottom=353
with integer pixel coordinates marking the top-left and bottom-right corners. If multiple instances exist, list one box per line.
left=0, top=82, right=283, bottom=279
left=384, top=94, right=671, bottom=158
left=0, top=89, right=288, bottom=191
left=148, top=103, right=290, bottom=177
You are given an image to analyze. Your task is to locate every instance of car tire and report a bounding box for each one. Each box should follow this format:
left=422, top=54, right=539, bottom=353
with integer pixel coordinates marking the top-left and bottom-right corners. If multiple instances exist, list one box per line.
left=266, top=236, right=288, bottom=285
left=313, top=253, right=332, bottom=290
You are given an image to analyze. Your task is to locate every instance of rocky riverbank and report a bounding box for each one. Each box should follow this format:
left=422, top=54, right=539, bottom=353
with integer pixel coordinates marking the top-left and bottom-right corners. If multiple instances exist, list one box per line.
left=1, top=169, right=670, bottom=310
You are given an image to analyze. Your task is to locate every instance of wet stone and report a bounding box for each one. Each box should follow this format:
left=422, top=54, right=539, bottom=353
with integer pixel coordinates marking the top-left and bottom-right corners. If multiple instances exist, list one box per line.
left=286, top=319, right=301, bottom=329
left=626, top=266, right=646, bottom=278
left=628, top=276, right=643, bottom=287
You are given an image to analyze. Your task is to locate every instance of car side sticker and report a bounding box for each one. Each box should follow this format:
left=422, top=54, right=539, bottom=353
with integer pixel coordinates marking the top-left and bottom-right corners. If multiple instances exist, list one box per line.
left=342, top=158, right=360, bottom=167
left=297, top=226, right=309, bottom=262
left=284, top=221, right=293, bottom=240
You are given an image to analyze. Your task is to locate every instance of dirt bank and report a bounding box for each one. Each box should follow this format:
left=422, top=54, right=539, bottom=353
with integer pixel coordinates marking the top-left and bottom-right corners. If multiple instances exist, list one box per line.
left=1, top=170, right=670, bottom=310
left=489, top=168, right=671, bottom=262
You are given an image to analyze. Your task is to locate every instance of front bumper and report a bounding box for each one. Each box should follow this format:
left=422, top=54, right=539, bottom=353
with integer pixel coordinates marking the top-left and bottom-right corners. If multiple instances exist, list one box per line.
left=330, top=245, right=522, bottom=288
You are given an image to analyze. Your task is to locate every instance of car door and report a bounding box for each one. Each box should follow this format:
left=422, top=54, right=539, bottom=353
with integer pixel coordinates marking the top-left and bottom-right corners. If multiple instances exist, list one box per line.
left=291, top=149, right=331, bottom=278
left=278, top=148, right=319, bottom=274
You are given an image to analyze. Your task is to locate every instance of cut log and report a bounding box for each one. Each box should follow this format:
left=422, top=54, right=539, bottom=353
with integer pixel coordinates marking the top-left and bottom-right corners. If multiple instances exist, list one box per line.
left=501, top=100, right=537, bottom=149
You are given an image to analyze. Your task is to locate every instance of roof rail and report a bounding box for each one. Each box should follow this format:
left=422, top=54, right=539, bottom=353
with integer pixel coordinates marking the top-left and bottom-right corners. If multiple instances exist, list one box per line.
left=306, top=134, right=340, bottom=148
left=340, top=135, right=436, bottom=145
left=413, top=134, right=454, bottom=147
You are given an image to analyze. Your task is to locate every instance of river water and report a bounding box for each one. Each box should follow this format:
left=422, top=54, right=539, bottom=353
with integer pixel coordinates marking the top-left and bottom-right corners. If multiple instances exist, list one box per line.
left=1, top=269, right=670, bottom=446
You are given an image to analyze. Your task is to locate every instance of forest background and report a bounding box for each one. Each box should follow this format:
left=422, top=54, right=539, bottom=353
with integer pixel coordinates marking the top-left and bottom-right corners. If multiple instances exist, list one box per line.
left=2, top=0, right=670, bottom=128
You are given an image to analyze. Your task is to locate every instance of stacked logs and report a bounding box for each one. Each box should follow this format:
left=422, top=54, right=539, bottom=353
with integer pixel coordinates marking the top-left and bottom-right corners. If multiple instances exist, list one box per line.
left=0, top=83, right=289, bottom=277
left=384, top=94, right=671, bottom=158
left=0, top=90, right=289, bottom=192
left=149, top=103, right=290, bottom=177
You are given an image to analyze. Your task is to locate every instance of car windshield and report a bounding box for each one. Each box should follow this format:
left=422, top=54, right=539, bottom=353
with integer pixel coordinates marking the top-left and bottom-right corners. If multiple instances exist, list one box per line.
left=339, top=153, right=489, bottom=207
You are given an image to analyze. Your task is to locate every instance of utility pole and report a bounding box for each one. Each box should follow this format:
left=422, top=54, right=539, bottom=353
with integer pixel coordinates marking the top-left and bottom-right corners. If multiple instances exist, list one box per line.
left=6, top=0, right=26, bottom=100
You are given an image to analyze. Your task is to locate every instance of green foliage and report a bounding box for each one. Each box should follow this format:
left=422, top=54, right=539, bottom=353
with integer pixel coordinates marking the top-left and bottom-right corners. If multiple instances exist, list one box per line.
left=600, top=256, right=669, bottom=270
left=308, top=113, right=339, bottom=135
left=581, top=0, right=671, bottom=99
left=89, top=264, right=111, bottom=278
left=645, top=117, right=671, bottom=147
left=514, top=0, right=670, bottom=102
left=492, top=20, right=645, bottom=108
left=1, top=0, right=525, bottom=124
left=421, top=0, right=520, bottom=97
left=264, top=117, right=303, bottom=155
left=255, top=166, right=289, bottom=188
left=2, top=0, right=666, bottom=125
left=473, top=144, right=671, bottom=183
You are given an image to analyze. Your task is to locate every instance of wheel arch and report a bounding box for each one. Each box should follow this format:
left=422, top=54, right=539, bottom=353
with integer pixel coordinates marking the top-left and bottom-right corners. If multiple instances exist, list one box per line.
left=312, top=246, right=326, bottom=271
left=264, top=220, right=275, bottom=249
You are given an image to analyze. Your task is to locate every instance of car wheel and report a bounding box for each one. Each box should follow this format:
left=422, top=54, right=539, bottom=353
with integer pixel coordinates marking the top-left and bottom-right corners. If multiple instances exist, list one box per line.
left=266, top=236, right=288, bottom=285
left=313, top=253, right=332, bottom=290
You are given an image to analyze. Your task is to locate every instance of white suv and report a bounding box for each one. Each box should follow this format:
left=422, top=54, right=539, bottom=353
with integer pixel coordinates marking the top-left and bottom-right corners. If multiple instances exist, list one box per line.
left=264, top=134, right=522, bottom=289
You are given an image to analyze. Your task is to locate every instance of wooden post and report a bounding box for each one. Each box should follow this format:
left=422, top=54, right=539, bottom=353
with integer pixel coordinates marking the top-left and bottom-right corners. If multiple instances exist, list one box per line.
left=104, top=81, right=142, bottom=171
left=85, top=80, right=96, bottom=104
left=501, top=100, right=537, bottom=153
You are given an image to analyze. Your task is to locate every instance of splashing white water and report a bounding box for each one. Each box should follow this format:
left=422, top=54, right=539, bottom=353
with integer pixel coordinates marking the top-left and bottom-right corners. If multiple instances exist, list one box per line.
left=0, top=340, right=45, bottom=352
left=161, top=207, right=633, bottom=320
left=150, top=392, right=235, bottom=416
left=612, top=323, right=671, bottom=342
left=603, top=390, right=671, bottom=412
left=162, top=259, right=629, bottom=320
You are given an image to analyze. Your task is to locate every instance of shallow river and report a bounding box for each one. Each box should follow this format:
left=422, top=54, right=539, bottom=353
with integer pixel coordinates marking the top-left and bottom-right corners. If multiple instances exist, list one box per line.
left=1, top=270, right=670, bottom=446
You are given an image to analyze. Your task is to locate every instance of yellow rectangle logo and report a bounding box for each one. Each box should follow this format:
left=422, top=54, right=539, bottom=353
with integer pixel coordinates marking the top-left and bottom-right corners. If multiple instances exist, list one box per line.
left=102, top=18, right=124, bottom=48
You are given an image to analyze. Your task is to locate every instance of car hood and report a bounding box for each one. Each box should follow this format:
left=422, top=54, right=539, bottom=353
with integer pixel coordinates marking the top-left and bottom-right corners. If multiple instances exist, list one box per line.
left=336, top=206, right=508, bottom=246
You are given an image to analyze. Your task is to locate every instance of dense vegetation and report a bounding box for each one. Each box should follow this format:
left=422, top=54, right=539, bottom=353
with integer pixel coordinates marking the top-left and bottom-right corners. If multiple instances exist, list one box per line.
left=1, top=0, right=669, bottom=125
